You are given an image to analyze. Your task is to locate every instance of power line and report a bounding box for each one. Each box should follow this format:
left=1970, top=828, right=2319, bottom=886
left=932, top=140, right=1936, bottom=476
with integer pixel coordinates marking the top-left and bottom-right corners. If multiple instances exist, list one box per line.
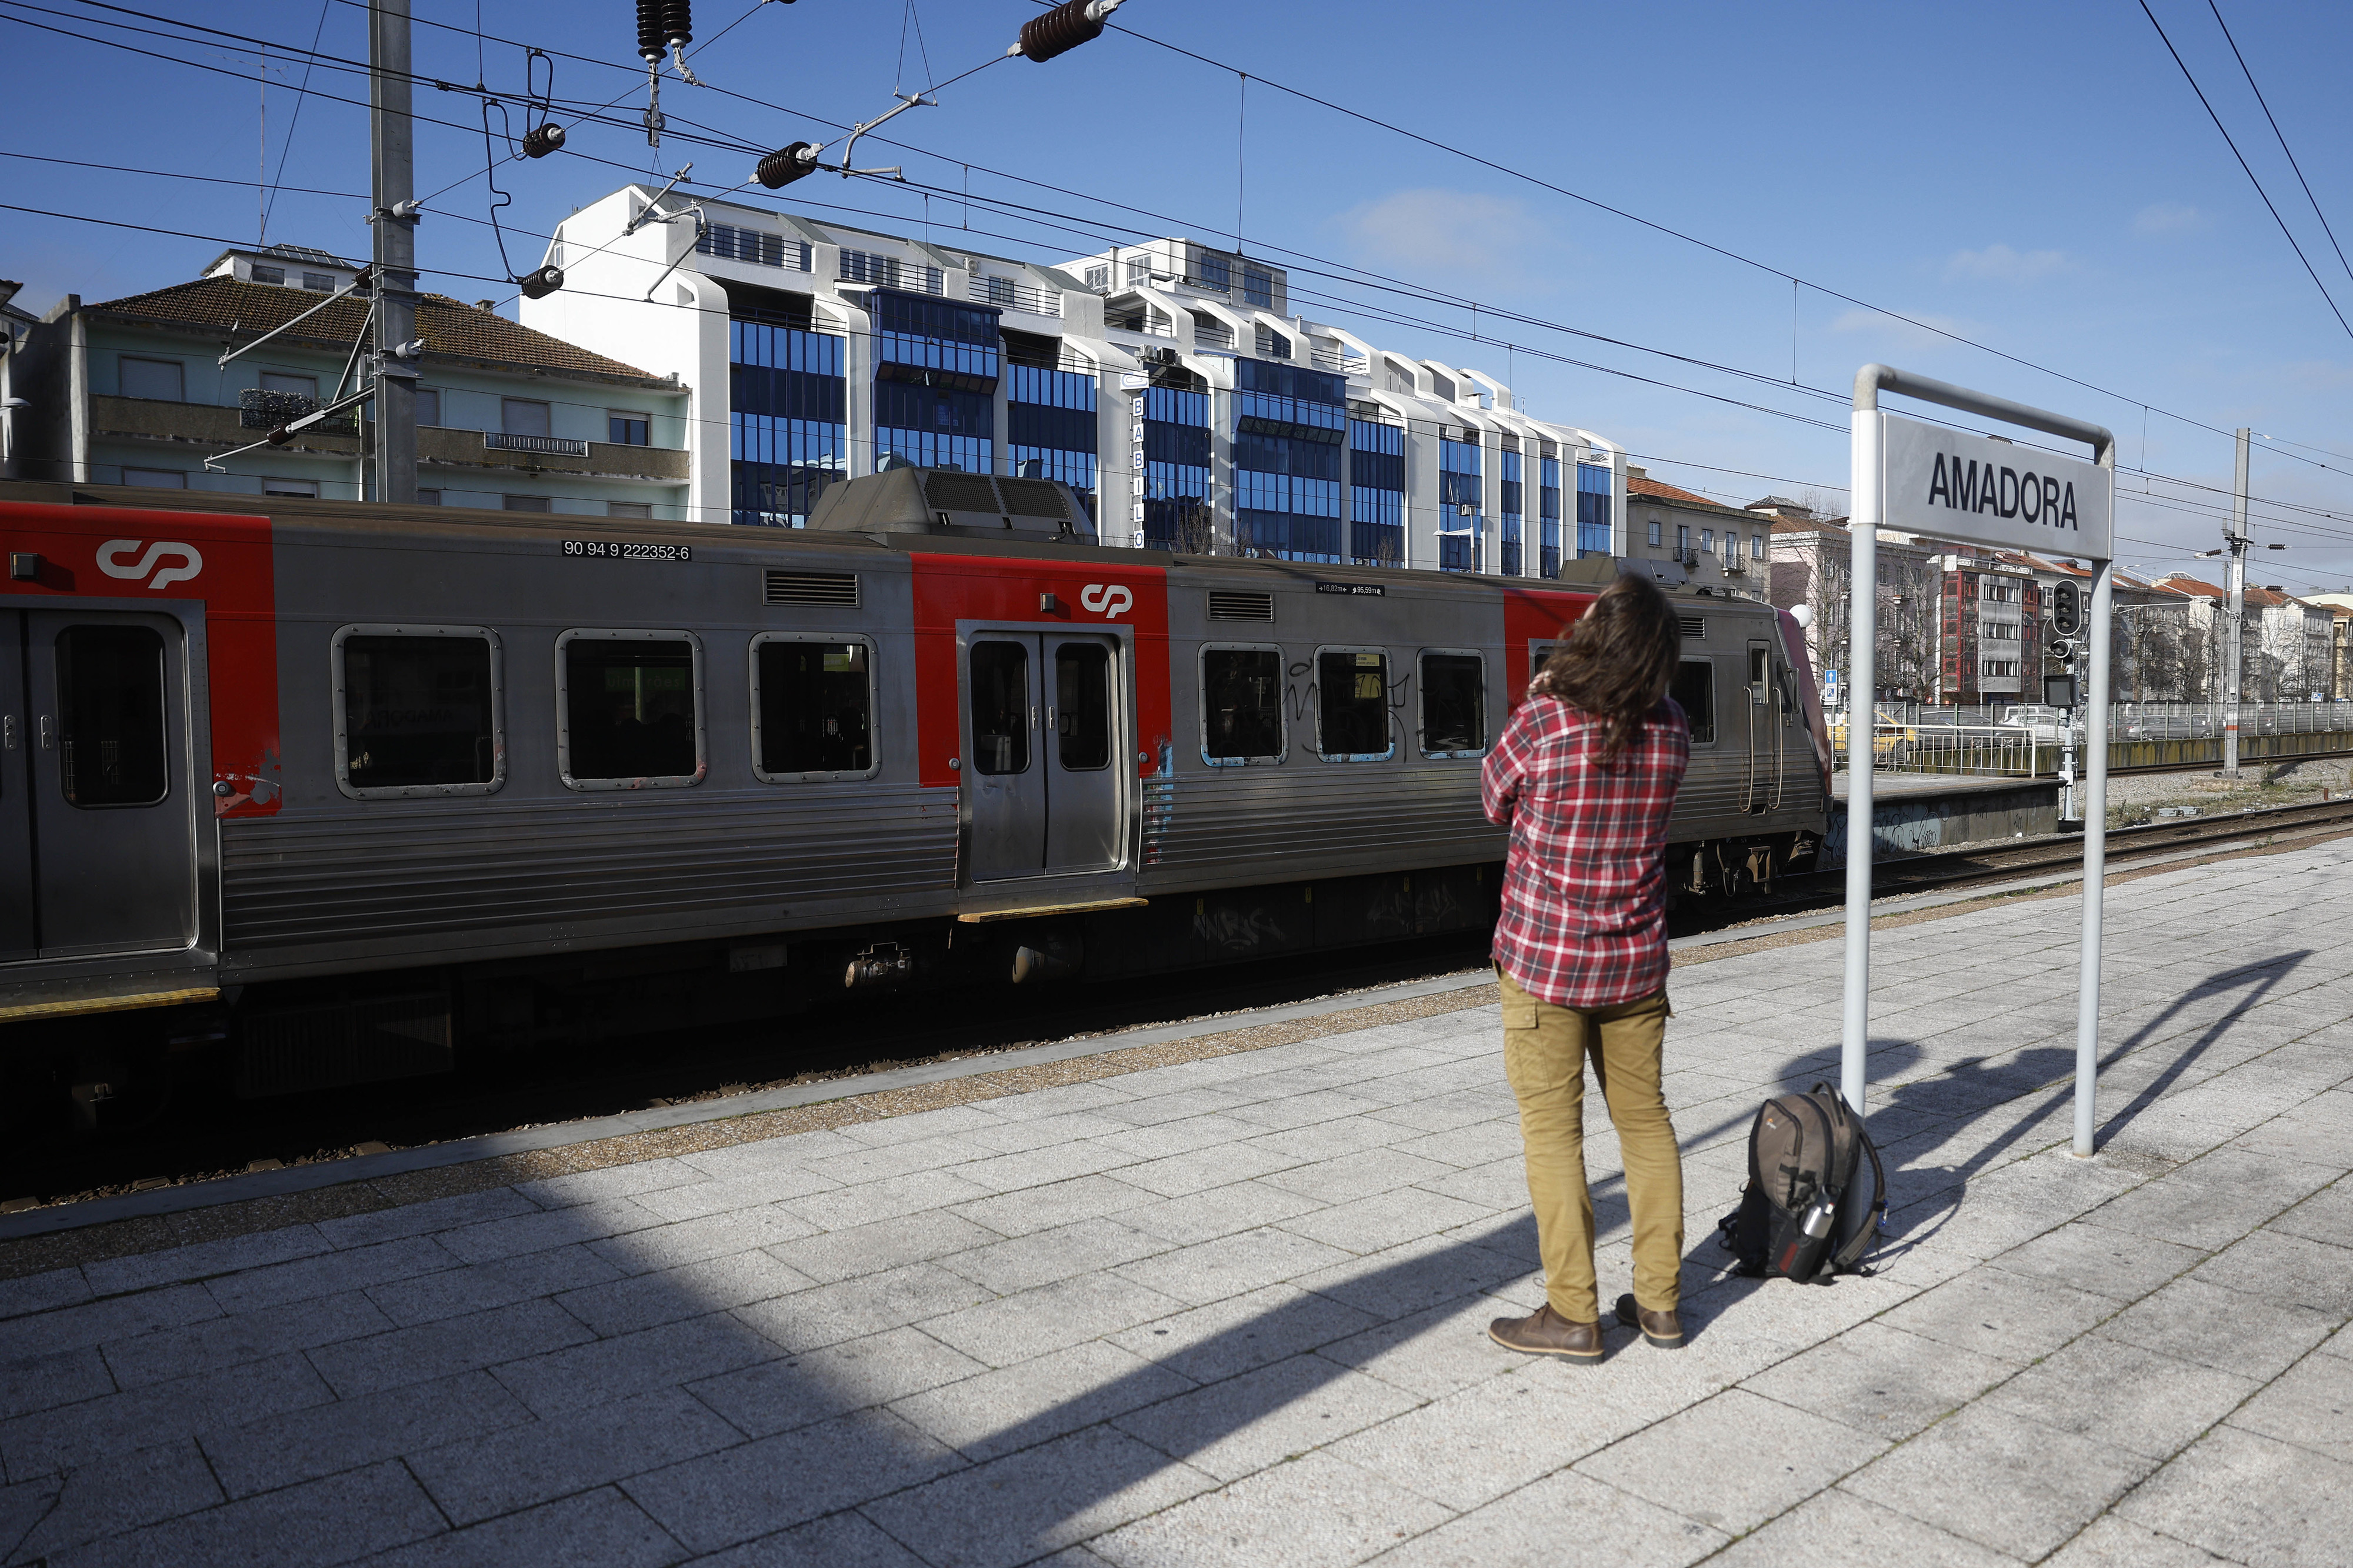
left=2207, top=0, right=2353, bottom=288
left=2135, top=0, right=2353, bottom=340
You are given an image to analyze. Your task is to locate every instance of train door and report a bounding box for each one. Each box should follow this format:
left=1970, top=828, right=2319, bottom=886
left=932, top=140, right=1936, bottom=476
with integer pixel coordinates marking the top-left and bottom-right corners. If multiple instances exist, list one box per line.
left=1742, top=639, right=1786, bottom=813
left=0, top=618, right=33, bottom=959
left=963, top=632, right=1125, bottom=882
left=13, top=611, right=198, bottom=957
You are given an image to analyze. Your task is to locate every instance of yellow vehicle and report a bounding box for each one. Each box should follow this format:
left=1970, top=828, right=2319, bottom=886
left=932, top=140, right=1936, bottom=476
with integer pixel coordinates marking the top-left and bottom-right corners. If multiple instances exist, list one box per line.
left=1829, top=706, right=1919, bottom=766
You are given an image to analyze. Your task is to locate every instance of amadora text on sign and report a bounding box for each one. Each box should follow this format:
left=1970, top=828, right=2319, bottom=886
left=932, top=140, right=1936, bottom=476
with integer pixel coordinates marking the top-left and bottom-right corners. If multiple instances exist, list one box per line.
left=1877, top=412, right=2113, bottom=559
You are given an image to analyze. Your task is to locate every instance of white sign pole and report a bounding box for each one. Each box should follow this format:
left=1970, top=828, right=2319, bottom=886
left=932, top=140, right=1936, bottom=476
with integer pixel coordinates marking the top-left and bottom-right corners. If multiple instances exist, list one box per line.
left=2075, top=559, right=2114, bottom=1155
left=1841, top=409, right=1880, bottom=1113
left=1845, top=365, right=2115, bottom=1150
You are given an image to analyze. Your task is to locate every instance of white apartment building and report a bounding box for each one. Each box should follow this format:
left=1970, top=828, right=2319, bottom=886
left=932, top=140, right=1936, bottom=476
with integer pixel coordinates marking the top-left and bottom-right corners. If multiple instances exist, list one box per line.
left=525, top=186, right=1628, bottom=573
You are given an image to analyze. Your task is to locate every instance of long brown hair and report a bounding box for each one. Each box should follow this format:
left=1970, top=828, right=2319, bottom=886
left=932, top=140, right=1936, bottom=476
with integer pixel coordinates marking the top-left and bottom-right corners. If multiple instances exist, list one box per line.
left=1530, top=573, right=1682, bottom=759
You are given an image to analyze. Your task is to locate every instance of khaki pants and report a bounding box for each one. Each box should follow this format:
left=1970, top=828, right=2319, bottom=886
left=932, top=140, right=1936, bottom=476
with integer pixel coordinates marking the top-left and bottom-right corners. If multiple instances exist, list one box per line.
left=1499, top=969, right=1683, bottom=1322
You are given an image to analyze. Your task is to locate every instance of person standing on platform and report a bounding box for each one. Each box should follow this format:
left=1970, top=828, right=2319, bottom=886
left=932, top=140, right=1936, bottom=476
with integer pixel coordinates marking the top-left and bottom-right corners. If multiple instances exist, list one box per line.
left=1480, top=573, right=1691, bottom=1360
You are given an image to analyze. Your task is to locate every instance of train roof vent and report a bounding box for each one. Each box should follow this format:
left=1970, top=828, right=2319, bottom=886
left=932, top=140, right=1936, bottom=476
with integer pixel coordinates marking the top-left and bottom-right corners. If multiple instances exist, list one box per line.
left=1678, top=615, right=1705, bottom=641
left=766, top=569, right=859, bottom=607
left=1208, top=589, right=1275, bottom=622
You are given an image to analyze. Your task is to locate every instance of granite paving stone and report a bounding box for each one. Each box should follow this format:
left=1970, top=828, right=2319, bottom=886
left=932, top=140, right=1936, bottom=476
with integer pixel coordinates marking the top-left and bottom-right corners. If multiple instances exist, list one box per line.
left=7, top=838, right=2352, bottom=1564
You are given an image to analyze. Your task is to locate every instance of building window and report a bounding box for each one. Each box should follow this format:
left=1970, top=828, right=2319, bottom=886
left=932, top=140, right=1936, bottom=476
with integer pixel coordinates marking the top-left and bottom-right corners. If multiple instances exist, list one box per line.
left=1498, top=448, right=1524, bottom=578
left=731, top=311, right=848, bottom=527
left=1006, top=362, right=1097, bottom=515
left=697, top=224, right=806, bottom=270
left=1142, top=380, right=1213, bottom=553
left=119, top=356, right=184, bottom=401
left=250, top=263, right=285, bottom=285
left=122, top=468, right=185, bottom=488
left=1538, top=455, right=1562, bottom=579
left=1648, top=519, right=1662, bottom=548
left=301, top=271, right=334, bottom=292
left=1575, top=462, right=1612, bottom=558
left=261, top=371, right=319, bottom=401
left=608, top=412, right=650, bottom=446
left=1084, top=265, right=1109, bottom=290
left=416, top=489, right=442, bottom=505
left=415, top=388, right=441, bottom=427
left=1752, top=533, right=1765, bottom=560
left=1242, top=267, right=1275, bottom=308
left=502, top=399, right=552, bottom=438
left=1701, top=529, right=1714, bottom=553
left=839, top=249, right=943, bottom=295
left=502, top=495, right=551, bottom=512
left=608, top=502, right=652, bottom=519
left=263, top=479, right=317, bottom=498
left=1191, top=251, right=1232, bottom=292
left=1347, top=416, right=1405, bottom=567
left=1255, top=324, right=1290, bottom=360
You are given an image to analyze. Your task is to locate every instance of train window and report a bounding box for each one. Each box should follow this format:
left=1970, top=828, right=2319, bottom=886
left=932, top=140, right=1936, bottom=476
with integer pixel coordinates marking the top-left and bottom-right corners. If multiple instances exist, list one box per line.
left=1528, top=642, right=1554, bottom=689
left=751, top=636, right=875, bottom=782
left=1200, top=646, right=1284, bottom=765
left=1671, top=657, right=1717, bottom=745
left=333, top=626, right=504, bottom=799
left=1055, top=643, right=1112, bottom=771
left=557, top=630, right=704, bottom=790
left=55, top=625, right=168, bottom=807
left=968, top=640, right=1029, bottom=776
left=1419, top=651, right=1486, bottom=758
left=1315, top=647, right=1393, bottom=761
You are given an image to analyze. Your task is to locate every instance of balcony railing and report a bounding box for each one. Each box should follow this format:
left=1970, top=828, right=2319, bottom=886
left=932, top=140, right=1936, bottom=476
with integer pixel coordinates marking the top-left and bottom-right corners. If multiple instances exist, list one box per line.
left=484, top=431, right=591, bottom=457
left=839, top=249, right=944, bottom=296
left=1191, top=318, right=1235, bottom=351
left=239, top=388, right=354, bottom=434
left=1107, top=306, right=1175, bottom=339
left=1311, top=346, right=1369, bottom=376
left=966, top=275, right=1062, bottom=318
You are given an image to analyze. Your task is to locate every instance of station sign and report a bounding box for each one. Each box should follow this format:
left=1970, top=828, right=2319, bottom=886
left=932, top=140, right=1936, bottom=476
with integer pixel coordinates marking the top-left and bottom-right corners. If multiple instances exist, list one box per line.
left=1878, top=412, right=2111, bottom=559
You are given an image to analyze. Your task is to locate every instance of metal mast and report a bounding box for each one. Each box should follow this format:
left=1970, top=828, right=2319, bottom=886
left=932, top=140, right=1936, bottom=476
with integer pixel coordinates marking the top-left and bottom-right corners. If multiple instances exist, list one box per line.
left=369, top=0, right=419, bottom=504
left=2222, top=427, right=2249, bottom=777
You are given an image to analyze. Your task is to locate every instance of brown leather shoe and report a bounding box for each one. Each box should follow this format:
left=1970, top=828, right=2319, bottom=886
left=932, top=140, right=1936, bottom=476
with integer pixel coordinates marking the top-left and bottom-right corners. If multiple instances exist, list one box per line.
left=1487, top=1303, right=1603, bottom=1360
left=1615, top=1292, right=1684, bottom=1350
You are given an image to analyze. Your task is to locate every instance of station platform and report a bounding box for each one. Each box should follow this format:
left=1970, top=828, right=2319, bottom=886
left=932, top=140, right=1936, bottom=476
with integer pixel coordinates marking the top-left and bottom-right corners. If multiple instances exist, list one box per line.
left=1828, top=771, right=2061, bottom=863
left=0, top=843, right=2344, bottom=1564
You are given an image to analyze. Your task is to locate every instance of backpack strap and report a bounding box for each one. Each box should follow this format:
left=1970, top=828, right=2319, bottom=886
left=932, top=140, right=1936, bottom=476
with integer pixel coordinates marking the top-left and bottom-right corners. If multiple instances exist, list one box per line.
left=1829, top=1125, right=1889, bottom=1274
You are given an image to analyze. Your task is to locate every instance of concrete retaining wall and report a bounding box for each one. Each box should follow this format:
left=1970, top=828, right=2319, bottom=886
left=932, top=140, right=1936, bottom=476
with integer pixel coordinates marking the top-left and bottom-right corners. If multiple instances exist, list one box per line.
left=1822, top=779, right=2060, bottom=868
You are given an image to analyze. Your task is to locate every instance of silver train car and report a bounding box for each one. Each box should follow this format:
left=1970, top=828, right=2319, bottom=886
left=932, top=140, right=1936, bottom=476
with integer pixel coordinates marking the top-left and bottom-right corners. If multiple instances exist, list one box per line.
left=0, top=472, right=1827, bottom=1110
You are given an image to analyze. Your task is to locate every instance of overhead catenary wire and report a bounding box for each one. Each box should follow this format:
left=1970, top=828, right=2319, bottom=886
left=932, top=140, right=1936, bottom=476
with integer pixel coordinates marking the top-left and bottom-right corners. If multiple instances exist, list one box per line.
left=2205, top=0, right=2353, bottom=290
left=32, top=0, right=2353, bottom=495
left=16, top=5, right=2353, bottom=562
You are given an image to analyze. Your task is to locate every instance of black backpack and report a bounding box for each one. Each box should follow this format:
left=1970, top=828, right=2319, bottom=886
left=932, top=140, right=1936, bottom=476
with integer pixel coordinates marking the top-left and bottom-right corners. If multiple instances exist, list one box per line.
left=1716, top=1083, right=1886, bottom=1283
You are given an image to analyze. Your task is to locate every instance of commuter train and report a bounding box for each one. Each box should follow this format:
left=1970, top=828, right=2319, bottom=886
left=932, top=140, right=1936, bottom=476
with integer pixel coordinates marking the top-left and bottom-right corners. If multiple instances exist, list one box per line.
left=0, top=472, right=1828, bottom=1115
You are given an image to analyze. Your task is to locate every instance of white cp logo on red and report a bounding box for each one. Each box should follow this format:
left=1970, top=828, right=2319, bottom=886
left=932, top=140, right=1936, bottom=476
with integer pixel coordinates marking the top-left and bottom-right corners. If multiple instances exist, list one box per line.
left=96, top=538, right=205, bottom=590
left=1080, top=583, right=1133, bottom=619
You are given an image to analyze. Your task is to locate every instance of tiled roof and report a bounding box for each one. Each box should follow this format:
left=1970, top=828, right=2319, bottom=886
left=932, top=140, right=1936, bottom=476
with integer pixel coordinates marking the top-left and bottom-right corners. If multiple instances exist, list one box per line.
left=1627, top=474, right=1715, bottom=507
left=85, top=276, right=663, bottom=382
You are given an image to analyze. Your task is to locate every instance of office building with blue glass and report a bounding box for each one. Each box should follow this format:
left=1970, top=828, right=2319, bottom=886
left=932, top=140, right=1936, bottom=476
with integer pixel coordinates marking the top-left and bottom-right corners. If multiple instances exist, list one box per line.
left=528, top=188, right=1627, bottom=575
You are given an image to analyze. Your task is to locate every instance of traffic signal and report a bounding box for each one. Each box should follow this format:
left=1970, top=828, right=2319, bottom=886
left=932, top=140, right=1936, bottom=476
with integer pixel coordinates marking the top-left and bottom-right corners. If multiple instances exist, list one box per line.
left=2051, top=578, right=2081, bottom=636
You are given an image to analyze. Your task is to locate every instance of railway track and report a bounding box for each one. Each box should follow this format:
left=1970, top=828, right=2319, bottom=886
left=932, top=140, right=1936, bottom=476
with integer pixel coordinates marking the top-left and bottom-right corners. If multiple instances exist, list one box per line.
left=1832, top=792, right=2353, bottom=900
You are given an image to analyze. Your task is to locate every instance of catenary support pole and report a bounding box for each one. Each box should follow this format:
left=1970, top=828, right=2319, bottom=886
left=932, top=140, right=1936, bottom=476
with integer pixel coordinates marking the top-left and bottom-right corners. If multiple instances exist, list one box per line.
left=369, top=0, right=418, bottom=505
left=2222, top=426, right=2249, bottom=776
left=1841, top=405, right=1881, bottom=1114
left=2075, top=555, right=2114, bottom=1156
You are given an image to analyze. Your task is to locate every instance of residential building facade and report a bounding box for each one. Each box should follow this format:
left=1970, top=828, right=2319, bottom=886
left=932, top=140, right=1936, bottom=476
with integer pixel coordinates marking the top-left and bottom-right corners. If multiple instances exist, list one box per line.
left=1621, top=469, right=1777, bottom=597
left=524, top=187, right=1628, bottom=571
left=9, top=243, right=691, bottom=514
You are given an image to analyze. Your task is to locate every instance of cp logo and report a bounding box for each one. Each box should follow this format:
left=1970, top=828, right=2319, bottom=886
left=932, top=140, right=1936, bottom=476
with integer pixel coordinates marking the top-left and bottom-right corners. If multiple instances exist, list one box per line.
left=1079, top=583, right=1134, bottom=619
left=96, top=539, right=205, bottom=590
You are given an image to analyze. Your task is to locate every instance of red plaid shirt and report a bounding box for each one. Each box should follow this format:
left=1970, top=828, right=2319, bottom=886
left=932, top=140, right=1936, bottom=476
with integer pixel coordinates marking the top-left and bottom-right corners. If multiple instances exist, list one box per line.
left=1482, top=693, right=1690, bottom=1008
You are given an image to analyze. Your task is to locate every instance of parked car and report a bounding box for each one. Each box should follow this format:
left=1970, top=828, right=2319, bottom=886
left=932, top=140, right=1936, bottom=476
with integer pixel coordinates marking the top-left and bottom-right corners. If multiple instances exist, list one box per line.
left=2000, top=704, right=2074, bottom=740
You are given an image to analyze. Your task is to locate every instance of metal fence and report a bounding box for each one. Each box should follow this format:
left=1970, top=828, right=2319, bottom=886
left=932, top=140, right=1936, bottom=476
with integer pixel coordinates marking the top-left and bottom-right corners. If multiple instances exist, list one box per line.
left=1832, top=701, right=2353, bottom=775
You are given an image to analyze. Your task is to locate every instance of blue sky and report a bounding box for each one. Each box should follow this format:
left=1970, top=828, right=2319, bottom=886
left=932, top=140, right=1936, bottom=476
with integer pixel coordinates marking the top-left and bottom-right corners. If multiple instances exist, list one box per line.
left=8, top=0, right=2353, bottom=590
